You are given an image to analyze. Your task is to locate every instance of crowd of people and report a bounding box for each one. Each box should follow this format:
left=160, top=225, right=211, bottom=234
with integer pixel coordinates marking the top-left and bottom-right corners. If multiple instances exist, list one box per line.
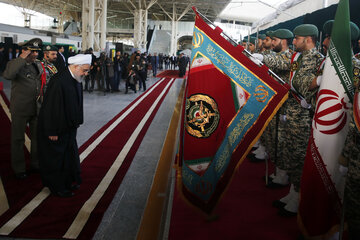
left=0, top=38, right=189, bottom=198
left=243, top=21, right=360, bottom=239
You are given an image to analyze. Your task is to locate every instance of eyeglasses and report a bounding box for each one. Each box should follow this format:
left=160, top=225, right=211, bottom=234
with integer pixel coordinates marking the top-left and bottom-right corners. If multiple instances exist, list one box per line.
left=80, top=67, right=90, bottom=74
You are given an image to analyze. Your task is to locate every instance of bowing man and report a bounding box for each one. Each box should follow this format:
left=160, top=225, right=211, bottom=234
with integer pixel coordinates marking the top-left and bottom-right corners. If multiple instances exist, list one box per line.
left=37, top=54, right=91, bottom=197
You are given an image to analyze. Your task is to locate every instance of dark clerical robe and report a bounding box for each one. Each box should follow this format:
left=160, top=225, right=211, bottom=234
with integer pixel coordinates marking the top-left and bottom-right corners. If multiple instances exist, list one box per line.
left=37, top=67, right=83, bottom=193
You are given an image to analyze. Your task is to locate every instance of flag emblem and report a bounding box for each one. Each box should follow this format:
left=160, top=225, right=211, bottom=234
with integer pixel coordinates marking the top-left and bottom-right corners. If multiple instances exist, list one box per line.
left=185, top=94, right=220, bottom=138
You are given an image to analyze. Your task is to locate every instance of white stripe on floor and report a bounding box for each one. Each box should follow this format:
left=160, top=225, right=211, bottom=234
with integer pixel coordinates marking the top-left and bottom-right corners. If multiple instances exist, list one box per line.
left=80, top=78, right=165, bottom=163
left=0, top=177, right=9, bottom=216
left=63, top=78, right=175, bottom=239
left=0, top=78, right=170, bottom=236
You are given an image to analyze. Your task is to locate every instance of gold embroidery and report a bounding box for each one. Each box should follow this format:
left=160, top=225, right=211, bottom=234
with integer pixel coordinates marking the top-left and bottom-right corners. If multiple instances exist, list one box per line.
left=206, top=44, right=253, bottom=87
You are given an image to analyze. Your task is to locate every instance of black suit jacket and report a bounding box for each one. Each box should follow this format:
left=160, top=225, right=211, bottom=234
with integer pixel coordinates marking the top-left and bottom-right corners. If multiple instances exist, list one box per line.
left=54, top=52, right=67, bottom=73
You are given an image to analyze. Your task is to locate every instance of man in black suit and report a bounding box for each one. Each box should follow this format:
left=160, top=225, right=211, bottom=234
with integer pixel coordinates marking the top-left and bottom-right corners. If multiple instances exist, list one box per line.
left=54, top=46, right=67, bottom=73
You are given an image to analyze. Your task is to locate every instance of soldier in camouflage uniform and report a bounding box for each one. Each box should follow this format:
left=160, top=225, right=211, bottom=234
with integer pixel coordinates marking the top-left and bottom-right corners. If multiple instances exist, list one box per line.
left=256, top=34, right=266, bottom=53
left=262, top=31, right=275, bottom=56
left=274, top=24, right=324, bottom=217
left=41, top=45, right=58, bottom=98
left=254, top=29, right=294, bottom=188
left=248, top=31, right=277, bottom=162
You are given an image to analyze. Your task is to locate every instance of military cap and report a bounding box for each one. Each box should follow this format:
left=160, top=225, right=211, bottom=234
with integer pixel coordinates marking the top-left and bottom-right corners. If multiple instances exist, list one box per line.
left=18, top=38, right=42, bottom=51
left=323, top=20, right=360, bottom=41
left=258, top=34, right=266, bottom=40
left=243, top=36, right=256, bottom=44
left=293, top=24, right=318, bottom=37
left=273, top=29, right=294, bottom=39
left=266, top=31, right=274, bottom=37
left=43, top=45, right=58, bottom=51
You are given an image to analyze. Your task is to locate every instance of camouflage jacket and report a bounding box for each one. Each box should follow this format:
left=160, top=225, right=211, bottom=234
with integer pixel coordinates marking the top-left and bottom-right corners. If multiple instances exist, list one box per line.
left=263, top=48, right=293, bottom=83
left=290, top=48, right=324, bottom=108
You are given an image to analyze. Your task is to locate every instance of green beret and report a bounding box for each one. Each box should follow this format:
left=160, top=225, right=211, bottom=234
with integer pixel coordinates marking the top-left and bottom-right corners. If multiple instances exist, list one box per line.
left=273, top=29, right=294, bottom=39
left=323, top=20, right=359, bottom=41
left=266, top=31, right=274, bottom=37
left=43, top=45, right=58, bottom=51
left=293, top=24, right=318, bottom=37
left=258, top=34, right=266, bottom=40
left=242, top=36, right=256, bottom=44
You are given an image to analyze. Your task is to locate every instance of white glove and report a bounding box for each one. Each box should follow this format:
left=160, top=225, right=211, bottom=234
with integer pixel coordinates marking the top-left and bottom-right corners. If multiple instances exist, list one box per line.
left=279, top=114, right=287, bottom=122
left=300, top=99, right=311, bottom=109
left=252, top=53, right=264, bottom=62
left=339, top=165, right=348, bottom=176
left=316, top=75, right=323, bottom=86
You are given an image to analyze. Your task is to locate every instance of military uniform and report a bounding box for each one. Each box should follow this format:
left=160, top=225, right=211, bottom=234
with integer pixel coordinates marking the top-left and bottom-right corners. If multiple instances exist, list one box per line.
left=342, top=56, right=360, bottom=239
left=41, top=58, right=58, bottom=96
left=260, top=28, right=293, bottom=178
left=281, top=48, right=323, bottom=191
left=3, top=39, right=45, bottom=175
left=262, top=49, right=292, bottom=169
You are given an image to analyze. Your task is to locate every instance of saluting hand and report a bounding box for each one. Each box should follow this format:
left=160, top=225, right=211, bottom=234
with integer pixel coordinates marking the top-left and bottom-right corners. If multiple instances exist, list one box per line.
left=20, top=49, right=31, bottom=59
left=49, top=136, right=58, bottom=141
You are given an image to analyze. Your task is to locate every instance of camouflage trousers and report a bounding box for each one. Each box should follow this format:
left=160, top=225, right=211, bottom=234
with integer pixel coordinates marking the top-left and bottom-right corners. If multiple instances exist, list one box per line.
left=260, top=107, right=288, bottom=171
left=343, top=125, right=360, bottom=239
left=279, top=98, right=312, bottom=192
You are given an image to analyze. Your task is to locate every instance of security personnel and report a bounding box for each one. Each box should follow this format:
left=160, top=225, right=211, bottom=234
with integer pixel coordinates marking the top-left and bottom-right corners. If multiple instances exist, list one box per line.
left=3, top=38, right=45, bottom=179
left=255, top=29, right=294, bottom=188
left=256, top=34, right=266, bottom=53
left=41, top=45, right=58, bottom=96
left=274, top=24, right=324, bottom=216
left=263, top=31, right=275, bottom=55
left=248, top=31, right=276, bottom=162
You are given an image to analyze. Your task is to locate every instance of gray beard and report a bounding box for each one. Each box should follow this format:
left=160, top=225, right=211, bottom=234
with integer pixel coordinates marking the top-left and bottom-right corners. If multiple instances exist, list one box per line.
left=74, top=75, right=84, bottom=83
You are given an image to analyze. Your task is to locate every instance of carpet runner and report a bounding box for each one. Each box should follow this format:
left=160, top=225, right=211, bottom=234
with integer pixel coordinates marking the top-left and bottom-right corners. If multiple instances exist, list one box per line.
left=169, top=160, right=299, bottom=240
left=0, top=75, right=175, bottom=239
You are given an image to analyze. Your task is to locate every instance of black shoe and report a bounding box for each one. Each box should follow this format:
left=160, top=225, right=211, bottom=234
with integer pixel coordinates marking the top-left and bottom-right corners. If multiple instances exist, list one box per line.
left=262, top=175, right=274, bottom=182
left=55, top=190, right=74, bottom=198
left=71, top=184, right=80, bottom=191
left=278, top=207, right=297, bottom=217
left=15, top=172, right=27, bottom=179
left=272, top=200, right=287, bottom=209
left=266, top=180, right=288, bottom=189
left=248, top=155, right=265, bottom=163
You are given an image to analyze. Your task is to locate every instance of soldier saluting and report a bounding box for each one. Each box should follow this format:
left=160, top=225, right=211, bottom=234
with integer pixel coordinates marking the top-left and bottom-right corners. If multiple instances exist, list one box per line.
left=3, top=38, right=45, bottom=179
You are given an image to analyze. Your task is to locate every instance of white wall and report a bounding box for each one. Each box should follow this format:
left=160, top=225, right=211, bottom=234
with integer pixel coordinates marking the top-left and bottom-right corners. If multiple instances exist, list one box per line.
left=256, top=0, right=339, bottom=31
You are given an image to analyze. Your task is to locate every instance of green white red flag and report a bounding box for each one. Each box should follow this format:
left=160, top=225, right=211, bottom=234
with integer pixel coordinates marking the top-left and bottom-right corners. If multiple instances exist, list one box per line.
left=299, top=0, right=353, bottom=237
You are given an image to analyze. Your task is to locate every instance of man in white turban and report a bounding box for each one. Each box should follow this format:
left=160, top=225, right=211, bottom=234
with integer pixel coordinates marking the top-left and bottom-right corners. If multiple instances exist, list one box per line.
left=37, top=54, right=91, bottom=197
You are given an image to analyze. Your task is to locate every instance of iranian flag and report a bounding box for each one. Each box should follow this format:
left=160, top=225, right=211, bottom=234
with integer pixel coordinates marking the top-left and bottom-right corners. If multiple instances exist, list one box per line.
left=298, top=0, right=354, bottom=238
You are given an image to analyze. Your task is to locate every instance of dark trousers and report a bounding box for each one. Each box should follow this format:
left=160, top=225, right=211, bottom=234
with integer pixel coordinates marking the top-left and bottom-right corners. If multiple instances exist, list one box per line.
left=11, top=114, right=38, bottom=173
left=113, top=70, right=122, bottom=91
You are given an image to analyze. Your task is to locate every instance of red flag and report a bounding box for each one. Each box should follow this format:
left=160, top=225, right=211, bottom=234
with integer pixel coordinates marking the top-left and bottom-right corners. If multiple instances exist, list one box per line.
left=178, top=7, right=289, bottom=214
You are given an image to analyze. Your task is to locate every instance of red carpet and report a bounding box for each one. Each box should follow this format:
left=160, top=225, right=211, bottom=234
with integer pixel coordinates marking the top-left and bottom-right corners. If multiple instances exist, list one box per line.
left=157, top=70, right=188, bottom=79
left=169, top=160, right=300, bottom=240
left=0, top=76, right=175, bottom=239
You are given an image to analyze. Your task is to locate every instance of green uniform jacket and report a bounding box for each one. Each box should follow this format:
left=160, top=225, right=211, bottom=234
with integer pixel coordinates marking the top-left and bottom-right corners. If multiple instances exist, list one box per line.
left=3, top=57, right=43, bottom=116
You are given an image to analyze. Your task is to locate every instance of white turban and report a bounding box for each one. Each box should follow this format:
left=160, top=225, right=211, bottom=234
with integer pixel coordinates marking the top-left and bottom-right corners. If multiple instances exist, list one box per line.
left=68, top=54, right=92, bottom=65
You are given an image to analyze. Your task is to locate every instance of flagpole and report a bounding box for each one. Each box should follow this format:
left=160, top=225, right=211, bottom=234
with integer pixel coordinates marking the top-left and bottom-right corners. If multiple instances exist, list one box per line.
left=193, top=7, right=307, bottom=103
